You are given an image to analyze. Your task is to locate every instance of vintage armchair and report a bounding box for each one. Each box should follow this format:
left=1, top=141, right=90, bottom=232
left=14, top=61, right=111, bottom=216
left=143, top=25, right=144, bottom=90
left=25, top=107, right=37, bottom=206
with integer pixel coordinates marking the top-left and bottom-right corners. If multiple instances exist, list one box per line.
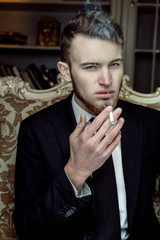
left=0, top=74, right=160, bottom=239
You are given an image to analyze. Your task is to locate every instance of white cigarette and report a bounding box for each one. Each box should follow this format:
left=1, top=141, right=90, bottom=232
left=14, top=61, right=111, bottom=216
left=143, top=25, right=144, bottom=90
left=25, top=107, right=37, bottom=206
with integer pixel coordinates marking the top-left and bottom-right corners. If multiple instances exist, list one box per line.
left=109, top=112, right=115, bottom=126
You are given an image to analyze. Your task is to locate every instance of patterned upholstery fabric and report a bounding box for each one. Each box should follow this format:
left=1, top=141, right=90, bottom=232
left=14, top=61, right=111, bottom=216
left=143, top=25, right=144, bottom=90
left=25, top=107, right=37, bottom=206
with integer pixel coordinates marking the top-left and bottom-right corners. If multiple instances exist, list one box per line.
left=0, top=76, right=72, bottom=240
left=0, top=75, right=159, bottom=239
left=153, top=175, right=160, bottom=224
left=0, top=97, right=56, bottom=239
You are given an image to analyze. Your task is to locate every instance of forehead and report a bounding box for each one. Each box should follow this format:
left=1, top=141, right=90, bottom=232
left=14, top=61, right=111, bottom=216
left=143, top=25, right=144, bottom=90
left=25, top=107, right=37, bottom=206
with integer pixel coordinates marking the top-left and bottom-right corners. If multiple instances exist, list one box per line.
left=70, top=34, right=122, bottom=63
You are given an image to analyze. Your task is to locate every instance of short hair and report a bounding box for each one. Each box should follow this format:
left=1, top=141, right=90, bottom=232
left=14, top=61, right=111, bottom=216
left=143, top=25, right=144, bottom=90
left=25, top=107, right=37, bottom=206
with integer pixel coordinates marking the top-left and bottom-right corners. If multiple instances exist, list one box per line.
left=60, top=10, right=124, bottom=63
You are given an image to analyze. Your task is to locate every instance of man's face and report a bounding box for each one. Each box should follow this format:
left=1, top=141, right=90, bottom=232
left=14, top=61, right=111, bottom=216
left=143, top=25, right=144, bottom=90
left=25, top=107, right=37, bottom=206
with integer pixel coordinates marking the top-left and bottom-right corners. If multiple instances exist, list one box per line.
left=69, top=34, right=124, bottom=115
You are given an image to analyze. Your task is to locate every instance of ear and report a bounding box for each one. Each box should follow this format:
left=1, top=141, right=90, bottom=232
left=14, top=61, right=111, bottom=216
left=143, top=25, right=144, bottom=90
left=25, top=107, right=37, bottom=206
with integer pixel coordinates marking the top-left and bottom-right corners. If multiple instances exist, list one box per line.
left=57, top=61, right=71, bottom=82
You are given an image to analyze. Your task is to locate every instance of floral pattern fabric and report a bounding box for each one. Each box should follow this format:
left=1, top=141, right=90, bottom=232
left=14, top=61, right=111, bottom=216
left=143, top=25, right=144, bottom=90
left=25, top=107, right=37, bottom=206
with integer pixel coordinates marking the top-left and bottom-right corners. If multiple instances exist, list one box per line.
left=0, top=95, right=59, bottom=240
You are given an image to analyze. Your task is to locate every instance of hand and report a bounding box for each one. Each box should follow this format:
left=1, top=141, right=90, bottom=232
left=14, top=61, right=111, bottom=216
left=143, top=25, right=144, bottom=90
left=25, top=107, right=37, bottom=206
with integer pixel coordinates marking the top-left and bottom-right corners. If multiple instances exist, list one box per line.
left=64, top=106, right=124, bottom=192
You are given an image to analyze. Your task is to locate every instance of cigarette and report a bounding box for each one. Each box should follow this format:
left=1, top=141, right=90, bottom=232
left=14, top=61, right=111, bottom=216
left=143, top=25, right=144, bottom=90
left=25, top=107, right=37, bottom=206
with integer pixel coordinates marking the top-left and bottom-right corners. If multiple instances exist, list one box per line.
left=109, top=112, right=115, bottom=126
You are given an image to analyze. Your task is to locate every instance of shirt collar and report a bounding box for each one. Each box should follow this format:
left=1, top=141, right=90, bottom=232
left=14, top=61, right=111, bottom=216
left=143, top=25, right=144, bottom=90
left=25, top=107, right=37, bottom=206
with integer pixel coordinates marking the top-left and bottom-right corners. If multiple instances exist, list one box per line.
left=71, top=94, right=94, bottom=124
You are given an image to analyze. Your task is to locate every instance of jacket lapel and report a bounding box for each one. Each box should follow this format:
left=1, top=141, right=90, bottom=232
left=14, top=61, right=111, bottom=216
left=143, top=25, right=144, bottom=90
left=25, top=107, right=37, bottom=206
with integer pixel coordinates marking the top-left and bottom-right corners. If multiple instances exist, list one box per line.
left=121, top=110, right=143, bottom=231
left=52, top=97, right=144, bottom=232
left=52, top=94, right=77, bottom=162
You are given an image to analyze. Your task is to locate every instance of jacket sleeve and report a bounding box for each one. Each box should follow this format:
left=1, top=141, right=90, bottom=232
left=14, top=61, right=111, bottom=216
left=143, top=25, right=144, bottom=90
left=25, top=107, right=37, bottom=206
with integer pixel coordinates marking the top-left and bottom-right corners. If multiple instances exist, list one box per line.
left=13, top=115, right=94, bottom=239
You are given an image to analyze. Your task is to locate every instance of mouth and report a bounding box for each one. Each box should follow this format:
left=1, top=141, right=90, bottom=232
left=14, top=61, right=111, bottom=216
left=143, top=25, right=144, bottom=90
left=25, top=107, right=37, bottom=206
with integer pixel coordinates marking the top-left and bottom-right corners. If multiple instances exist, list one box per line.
left=95, top=90, right=115, bottom=99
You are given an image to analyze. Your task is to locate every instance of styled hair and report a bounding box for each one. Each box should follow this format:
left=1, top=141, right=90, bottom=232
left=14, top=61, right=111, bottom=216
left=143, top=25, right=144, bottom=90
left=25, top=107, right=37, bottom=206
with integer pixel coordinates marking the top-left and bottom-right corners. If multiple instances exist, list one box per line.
left=60, top=10, right=124, bottom=63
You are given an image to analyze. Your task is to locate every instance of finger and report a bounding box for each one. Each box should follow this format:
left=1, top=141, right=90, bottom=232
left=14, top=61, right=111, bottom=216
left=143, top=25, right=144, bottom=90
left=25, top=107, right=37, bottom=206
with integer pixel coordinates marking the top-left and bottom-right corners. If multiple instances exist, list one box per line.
left=71, top=114, right=86, bottom=138
left=93, top=108, right=122, bottom=142
left=86, top=106, right=112, bottom=137
left=101, top=117, right=124, bottom=148
left=104, top=131, right=122, bottom=156
left=112, top=107, right=122, bottom=121
left=93, top=117, right=124, bottom=155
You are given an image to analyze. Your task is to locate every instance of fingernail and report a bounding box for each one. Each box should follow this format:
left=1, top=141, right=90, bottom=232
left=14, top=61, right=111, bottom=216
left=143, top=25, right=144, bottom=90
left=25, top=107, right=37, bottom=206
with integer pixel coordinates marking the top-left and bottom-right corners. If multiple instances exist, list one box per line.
left=114, top=107, right=122, bottom=114
left=106, top=106, right=112, bottom=111
left=120, top=117, right=125, bottom=123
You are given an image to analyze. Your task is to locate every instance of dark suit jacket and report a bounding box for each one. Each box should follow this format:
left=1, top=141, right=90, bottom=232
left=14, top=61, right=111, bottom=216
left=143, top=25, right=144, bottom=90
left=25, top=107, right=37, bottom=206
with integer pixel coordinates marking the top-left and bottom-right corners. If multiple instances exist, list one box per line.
left=13, top=93, right=160, bottom=240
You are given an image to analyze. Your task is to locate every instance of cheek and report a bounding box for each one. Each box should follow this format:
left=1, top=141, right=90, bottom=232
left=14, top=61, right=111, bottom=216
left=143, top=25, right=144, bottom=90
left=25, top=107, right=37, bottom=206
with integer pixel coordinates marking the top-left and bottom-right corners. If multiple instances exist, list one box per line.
left=74, top=73, right=92, bottom=89
left=112, top=71, right=123, bottom=86
left=113, top=68, right=123, bottom=78
left=119, top=68, right=124, bottom=78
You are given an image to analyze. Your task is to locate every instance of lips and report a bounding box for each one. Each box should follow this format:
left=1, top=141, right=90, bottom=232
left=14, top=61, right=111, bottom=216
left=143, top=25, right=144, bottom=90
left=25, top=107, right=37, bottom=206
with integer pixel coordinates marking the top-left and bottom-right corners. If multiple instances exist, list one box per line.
left=95, top=90, right=115, bottom=99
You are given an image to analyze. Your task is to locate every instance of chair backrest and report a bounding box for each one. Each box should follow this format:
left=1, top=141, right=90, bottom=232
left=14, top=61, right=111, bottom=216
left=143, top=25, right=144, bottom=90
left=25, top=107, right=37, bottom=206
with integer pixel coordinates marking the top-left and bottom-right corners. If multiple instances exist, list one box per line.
left=119, top=75, right=160, bottom=110
left=0, top=74, right=72, bottom=240
left=119, top=76, right=160, bottom=226
left=0, top=75, right=159, bottom=239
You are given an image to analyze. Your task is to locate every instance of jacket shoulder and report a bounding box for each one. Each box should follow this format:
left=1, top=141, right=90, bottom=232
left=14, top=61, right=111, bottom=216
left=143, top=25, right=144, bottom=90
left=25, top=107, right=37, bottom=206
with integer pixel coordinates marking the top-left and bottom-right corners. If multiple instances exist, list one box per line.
left=118, top=99, right=160, bottom=119
left=22, top=94, right=72, bottom=126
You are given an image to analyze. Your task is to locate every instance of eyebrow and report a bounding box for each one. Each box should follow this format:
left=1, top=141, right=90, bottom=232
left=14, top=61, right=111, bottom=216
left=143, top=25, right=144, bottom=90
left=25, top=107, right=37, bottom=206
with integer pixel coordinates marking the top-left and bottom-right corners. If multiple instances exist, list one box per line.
left=80, top=62, right=100, bottom=67
left=80, top=58, right=123, bottom=67
left=110, top=58, right=123, bottom=63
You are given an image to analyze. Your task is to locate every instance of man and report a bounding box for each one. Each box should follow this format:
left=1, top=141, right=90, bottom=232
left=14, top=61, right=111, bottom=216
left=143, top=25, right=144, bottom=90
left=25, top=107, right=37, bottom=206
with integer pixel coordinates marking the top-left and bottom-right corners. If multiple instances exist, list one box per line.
left=13, top=10, right=160, bottom=240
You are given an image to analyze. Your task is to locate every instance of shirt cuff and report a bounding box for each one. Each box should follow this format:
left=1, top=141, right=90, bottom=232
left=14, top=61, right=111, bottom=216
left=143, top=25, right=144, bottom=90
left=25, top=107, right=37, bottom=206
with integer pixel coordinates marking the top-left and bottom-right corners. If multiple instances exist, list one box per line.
left=67, top=177, right=91, bottom=198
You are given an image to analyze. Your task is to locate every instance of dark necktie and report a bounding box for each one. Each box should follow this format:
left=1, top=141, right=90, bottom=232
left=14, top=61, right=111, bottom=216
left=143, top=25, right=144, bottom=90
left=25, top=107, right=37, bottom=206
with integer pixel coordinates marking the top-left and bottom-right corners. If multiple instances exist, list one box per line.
left=89, top=117, right=121, bottom=239
left=91, top=149, right=121, bottom=240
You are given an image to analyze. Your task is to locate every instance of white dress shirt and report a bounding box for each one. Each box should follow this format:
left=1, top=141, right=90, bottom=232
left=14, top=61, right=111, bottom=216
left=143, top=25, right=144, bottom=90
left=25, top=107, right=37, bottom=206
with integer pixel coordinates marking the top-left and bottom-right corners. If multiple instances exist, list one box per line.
left=70, top=95, right=129, bottom=240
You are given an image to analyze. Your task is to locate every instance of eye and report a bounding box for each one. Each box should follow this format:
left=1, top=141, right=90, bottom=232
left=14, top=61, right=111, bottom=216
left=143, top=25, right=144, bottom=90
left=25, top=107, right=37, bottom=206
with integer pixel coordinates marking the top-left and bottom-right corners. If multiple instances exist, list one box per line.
left=86, top=65, right=96, bottom=70
left=109, top=62, right=120, bottom=67
left=84, top=64, right=99, bottom=71
left=109, top=62, right=120, bottom=68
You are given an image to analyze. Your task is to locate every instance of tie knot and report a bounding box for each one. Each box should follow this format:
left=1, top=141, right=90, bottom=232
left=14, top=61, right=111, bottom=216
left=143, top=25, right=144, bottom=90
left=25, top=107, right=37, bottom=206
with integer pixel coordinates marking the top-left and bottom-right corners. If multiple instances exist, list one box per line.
left=89, top=117, right=95, bottom=123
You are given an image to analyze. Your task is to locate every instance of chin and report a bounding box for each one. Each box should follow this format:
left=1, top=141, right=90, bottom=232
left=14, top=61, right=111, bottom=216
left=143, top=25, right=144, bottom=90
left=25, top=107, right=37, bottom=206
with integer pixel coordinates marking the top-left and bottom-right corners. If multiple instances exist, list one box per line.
left=92, top=99, right=118, bottom=115
left=88, top=104, right=106, bottom=115
left=104, top=98, right=118, bottom=109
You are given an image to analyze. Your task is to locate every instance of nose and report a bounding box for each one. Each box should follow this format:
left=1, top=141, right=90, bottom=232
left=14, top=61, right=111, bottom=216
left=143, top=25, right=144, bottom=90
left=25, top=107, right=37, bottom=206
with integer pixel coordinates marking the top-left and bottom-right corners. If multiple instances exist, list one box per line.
left=98, top=68, right=112, bottom=86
